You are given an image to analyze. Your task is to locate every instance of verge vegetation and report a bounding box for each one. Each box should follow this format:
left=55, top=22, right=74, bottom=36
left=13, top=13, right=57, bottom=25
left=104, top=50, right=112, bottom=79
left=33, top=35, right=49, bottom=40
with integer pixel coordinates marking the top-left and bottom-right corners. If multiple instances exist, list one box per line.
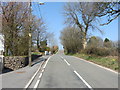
left=68, top=53, right=119, bottom=71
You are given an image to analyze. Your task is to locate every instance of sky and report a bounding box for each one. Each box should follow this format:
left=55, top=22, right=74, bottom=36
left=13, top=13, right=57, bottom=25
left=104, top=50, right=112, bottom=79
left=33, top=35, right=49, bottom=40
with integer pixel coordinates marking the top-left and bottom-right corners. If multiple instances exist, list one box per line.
left=32, top=2, right=118, bottom=50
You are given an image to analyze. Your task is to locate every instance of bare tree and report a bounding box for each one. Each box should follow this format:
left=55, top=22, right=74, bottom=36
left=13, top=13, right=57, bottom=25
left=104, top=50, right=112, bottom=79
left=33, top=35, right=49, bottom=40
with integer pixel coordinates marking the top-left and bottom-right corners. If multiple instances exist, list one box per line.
left=47, top=32, right=58, bottom=48
left=87, top=36, right=103, bottom=48
left=60, top=27, right=83, bottom=54
left=63, top=2, right=103, bottom=49
left=1, top=2, right=32, bottom=56
left=95, top=2, right=120, bottom=25
left=63, top=2, right=120, bottom=49
left=32, top=17, right=47, bottom=49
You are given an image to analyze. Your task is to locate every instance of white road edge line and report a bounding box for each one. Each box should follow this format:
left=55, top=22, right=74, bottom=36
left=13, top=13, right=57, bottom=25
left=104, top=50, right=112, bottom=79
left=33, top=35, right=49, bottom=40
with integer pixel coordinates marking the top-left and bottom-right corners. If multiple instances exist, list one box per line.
left=24, top=61, right=44, bottom=89
left=33, top=55, right=52, bottom=89
left=43, top=56, right=51, bottom=69
left=74, top=70, right=93, bottom=90
left=34, top=79, right=40, bottom=89
left=39, top=73, right=42, bottom=79
left=74, top=56, right=118, bottom=74
left=24, top=55, right=52, bottom=89
left=64, top=59, right=70, bottom=66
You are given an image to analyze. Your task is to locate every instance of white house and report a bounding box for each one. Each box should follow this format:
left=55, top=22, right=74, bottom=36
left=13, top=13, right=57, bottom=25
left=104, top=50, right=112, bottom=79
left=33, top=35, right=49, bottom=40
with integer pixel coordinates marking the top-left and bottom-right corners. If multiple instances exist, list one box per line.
left=0, top=34, right=4, bottom=70
left=0, top=34, right=4, bottom=55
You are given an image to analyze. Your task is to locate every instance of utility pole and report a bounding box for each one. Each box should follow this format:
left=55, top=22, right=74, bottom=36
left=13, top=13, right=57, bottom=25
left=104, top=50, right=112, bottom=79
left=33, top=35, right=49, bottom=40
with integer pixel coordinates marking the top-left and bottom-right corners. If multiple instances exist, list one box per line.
left=28, top=1, right=44, bottom=67
left=29, top=1, right=32, bottom=67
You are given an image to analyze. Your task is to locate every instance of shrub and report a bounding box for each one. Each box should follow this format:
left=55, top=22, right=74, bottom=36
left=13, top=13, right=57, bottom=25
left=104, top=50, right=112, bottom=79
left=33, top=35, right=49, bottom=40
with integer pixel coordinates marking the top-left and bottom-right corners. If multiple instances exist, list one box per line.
left=109, top=48, right=118, bottom=56
left=96, top=48, right=110, bottom=56
left=84, top=46, right=110, bottom=56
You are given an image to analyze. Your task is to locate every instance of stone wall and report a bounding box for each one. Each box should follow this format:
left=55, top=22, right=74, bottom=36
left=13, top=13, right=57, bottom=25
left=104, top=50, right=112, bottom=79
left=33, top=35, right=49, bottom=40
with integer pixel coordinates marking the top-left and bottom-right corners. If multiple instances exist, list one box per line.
left=4, top=56, right=28, bottom=70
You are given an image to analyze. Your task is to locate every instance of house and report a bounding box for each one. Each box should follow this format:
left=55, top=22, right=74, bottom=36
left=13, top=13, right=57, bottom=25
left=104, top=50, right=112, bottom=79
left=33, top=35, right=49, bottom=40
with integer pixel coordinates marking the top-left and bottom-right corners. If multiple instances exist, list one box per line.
left=0, top=34, right=4, bottom=70
left=0, top=34, right=4, bottom=55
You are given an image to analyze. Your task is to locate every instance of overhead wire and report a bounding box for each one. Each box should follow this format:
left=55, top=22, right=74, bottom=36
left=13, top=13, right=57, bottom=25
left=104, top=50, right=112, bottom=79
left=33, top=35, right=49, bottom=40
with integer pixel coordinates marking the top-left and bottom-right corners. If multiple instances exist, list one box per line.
left=33, top=2, right=42, bottom=20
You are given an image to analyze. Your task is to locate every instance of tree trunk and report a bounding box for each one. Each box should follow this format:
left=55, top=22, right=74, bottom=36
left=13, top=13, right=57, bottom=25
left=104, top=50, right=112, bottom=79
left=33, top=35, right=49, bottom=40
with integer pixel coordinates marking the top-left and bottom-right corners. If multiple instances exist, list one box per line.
left=83, top=34, right=87, bottom=49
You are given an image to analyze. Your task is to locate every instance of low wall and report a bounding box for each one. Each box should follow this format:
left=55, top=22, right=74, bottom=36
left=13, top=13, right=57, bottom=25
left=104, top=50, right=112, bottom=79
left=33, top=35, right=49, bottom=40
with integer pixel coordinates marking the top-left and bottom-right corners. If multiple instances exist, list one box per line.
left=4, top=56, right=28, bottom=70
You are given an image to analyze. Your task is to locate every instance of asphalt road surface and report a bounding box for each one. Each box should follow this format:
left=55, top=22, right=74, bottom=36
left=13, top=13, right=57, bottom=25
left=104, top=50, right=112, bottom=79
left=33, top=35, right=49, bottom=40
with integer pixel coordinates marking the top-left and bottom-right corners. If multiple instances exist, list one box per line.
left=31, top=51, right=118, bottom=88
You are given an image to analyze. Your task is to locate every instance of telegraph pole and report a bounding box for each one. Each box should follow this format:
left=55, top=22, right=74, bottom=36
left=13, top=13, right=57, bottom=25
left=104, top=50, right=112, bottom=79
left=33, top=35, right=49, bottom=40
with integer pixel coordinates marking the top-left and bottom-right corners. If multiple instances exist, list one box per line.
left=29, top=1, right=32, bottom=67
left=28, top=1, right=44, bottom=67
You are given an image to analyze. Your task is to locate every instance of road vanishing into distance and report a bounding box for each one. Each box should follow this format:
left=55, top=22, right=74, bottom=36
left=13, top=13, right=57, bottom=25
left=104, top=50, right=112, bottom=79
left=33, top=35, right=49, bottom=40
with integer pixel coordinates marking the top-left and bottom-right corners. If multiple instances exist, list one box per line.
left=27, top=51, right=118, bottom=89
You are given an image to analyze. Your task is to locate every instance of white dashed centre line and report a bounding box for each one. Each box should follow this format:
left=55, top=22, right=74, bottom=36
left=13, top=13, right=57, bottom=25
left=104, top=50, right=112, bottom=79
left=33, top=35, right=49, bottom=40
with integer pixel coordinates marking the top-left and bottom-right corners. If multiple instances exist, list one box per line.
left=74, top=70, right=93, bottom=90
left=39, top=73, right=43, bottom=79
left=64, top=59, right=70, bottom=66
left=61, top=56, right=93, bottom=89
left=33, top=55, right=52, bottom=89
left=34, top=79, right=40, bottom=89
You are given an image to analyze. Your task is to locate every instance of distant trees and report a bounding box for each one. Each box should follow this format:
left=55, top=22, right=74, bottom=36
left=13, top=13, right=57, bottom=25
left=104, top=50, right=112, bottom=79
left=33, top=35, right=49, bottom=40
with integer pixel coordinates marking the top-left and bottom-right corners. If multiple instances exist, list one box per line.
left=47, top=32, right=57, bottom=48
left=51, top=46, right=59, bottom=54
left=39, top=40, right=47, bottom=52
left=60, top=27, right=83, bottom=54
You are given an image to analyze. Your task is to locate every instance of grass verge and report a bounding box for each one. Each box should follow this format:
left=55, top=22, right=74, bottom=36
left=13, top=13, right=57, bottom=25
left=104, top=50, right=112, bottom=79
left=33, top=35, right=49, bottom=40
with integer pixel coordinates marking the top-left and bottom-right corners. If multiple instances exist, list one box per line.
left=70, top=53, right=119, bottom=71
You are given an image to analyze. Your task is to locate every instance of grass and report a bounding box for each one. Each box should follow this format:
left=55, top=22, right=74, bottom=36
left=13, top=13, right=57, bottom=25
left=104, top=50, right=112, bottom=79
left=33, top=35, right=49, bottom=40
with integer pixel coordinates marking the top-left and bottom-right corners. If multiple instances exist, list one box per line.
left=70, top=53, right=119, bottom=71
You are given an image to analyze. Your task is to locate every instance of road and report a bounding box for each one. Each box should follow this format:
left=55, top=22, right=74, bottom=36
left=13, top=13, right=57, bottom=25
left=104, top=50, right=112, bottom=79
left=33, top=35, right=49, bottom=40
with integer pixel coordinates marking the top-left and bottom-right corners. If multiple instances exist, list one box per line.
left=2, top=55, right=49, bottom=88
left=27, top=51, right=118, bottom=89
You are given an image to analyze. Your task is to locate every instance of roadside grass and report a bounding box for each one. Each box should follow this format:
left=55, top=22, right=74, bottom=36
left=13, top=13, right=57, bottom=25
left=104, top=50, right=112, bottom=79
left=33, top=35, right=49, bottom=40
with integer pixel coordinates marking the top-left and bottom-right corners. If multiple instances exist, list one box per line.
left=70, top=53, right=119, bottom=71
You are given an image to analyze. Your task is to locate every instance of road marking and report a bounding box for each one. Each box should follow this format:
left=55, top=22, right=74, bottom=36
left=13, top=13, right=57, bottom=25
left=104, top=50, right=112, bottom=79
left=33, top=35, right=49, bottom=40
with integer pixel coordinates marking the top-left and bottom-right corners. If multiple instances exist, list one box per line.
left=24, top=55, right=52, bottom=89
left=41, top=69, right=44, bottom=72
left=39, top=73, right=42, bottom=79
left=61, top=56, right=63, bottom=59
left=43, top=56, right=51, bottom=69
left=33, top=55, right=53, bottom=89
left=74, top=70, right=93, bottom=90
left=34, top=79, right=40, bottom=89
left=74, top=56, right=118, bottom=74
left=24, top=61, right=44, bottom=88
left=64, top=59, right=70, bottom=66
left=60, top=56, right=70, bottom=66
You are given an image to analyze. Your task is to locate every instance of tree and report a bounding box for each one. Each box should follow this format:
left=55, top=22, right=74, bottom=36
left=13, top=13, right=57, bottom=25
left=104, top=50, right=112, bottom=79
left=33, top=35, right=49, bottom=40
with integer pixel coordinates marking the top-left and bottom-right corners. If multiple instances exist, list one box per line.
left=87, top=36, right=103, bottom=48
left=95, top=2, right=120, bottom=25
left=63, top=2, right=102, bottom=49
left=63, top=2, right=120, bottom=49
left=39, top=40, right=47, bottom=52
left=32, top=17, right=47, bottom=50
left=47, top=32, right=58, bottom=48
left=104, top=38, right=112, bottom=48
left=1, top=2, right=41, bottom=56
left=1, top=2, right=47, bottom=55
left=60, top=27, right=83, bottom=54
left=1, top=2, right=31, bottom=56
left=104, top=38, right=110, bottom=42
left=51, top=46, right=59, bottom=54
